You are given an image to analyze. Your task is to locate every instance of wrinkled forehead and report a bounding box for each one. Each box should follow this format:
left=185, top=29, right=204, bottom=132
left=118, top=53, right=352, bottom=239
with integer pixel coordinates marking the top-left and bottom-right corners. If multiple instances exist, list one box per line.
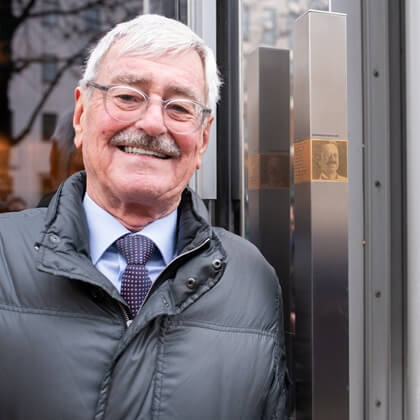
left=96, top=40, right=206, bottom=100
left=98, top=38, right=203, bottom=74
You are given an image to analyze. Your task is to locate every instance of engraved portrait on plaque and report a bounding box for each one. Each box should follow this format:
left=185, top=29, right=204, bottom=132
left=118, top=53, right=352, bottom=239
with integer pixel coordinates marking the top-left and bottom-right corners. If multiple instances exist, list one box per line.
left=312, top=140, right=348, bottom=181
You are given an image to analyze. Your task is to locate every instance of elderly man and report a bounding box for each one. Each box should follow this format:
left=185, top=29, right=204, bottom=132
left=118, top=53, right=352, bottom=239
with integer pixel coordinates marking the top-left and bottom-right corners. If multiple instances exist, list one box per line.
left=0, top=15, right=288, bottom=420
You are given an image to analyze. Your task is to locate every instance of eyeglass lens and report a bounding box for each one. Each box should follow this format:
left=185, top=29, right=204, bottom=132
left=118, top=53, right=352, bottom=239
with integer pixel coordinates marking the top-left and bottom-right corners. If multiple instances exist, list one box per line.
left=105, top=86, right=204, bottom=134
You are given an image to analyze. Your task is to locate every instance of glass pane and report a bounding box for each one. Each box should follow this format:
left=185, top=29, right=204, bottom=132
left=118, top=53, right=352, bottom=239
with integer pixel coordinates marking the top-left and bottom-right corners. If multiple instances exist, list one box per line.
left=261, top=7, right=277, bottom=46
left=83, top=7, right=101, bottom=31
left=0, top=0, right=181, bottom=210
left=41, top=112, right=57, bottom=141
left=41, top=60, right=58, bottom=83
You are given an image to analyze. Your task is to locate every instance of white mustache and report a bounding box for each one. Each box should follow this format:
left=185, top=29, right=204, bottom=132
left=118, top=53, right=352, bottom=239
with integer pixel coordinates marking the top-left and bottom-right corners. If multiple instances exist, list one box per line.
left=110, top=129, right=181, bottom=157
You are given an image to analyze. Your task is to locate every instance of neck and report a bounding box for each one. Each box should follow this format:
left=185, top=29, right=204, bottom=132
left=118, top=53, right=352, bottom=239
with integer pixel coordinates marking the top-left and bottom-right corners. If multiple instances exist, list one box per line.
left=87, top=189, right=181, bottom=232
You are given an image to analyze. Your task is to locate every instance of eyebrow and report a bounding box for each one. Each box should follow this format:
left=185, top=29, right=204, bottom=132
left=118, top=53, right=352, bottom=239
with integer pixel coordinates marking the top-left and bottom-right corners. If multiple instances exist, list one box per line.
left=165, top=85, right=202, bottom=103
left=109, top=74, right=203, bottom=103
left=110, top=74, right=150, bottom=87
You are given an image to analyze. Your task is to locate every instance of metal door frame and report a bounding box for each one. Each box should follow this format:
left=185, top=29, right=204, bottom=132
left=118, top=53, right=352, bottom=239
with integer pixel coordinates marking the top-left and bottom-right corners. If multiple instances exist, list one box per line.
left=332, top=1, right=406, bottom=419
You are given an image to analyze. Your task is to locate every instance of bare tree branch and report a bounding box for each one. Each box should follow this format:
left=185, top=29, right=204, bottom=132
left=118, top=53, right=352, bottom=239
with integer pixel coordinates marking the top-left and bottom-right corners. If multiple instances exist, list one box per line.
left=11, top=32, right=100, bottom=145
left=12, top=59, right=77, bottom=144
left=13, top=55, right=78, bottom=73
left=26, top=0, right=128, bottom=19
left=15, top=0, right=38, bottom=25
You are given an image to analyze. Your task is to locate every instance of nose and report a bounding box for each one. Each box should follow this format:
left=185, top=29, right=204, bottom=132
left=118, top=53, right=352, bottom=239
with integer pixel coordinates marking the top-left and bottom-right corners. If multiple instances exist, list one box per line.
left=133, top=100, right=168, bottom=137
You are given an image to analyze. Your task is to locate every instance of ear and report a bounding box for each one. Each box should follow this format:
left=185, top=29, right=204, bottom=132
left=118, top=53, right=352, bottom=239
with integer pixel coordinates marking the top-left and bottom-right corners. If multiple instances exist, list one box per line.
left=195, top=115, right=214, bottom=170
left=73, top=87, right=85, bottom=150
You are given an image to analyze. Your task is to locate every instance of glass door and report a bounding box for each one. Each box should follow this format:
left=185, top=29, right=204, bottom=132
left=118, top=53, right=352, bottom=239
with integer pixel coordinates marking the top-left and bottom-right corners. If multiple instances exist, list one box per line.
left=0, top=0, right=188, bottom=209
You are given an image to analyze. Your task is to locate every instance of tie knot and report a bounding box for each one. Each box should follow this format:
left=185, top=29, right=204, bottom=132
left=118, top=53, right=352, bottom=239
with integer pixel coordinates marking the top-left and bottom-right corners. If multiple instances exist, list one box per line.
left=116, top=234, right=155, bottom=265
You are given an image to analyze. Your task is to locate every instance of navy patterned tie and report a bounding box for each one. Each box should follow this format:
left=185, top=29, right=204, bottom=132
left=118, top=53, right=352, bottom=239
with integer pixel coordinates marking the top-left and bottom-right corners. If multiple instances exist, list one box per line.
left=116, top=234, right=155, bottom=318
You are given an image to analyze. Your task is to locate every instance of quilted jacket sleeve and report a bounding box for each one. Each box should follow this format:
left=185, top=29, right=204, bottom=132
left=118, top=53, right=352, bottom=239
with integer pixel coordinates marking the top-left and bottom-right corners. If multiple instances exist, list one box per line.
left=263, top=284, right=290, bottom=420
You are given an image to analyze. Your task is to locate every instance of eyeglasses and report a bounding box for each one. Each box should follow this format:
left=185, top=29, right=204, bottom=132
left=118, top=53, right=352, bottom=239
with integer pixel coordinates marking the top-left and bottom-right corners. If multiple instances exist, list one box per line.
left=86, top=81, right=211, bottom=135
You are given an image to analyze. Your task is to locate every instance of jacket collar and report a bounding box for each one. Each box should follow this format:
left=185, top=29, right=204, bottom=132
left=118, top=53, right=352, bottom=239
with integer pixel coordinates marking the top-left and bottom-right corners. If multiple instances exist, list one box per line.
left=175, top=188, right=212, bottom=255
left=35, top=171, right=217, bottom=300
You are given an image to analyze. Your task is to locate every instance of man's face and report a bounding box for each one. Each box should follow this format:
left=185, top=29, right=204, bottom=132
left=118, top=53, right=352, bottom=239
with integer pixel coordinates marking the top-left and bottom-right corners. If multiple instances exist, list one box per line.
left=319, top=143, right=339, bottom=178
left=73, top=43, right=212, bottom=210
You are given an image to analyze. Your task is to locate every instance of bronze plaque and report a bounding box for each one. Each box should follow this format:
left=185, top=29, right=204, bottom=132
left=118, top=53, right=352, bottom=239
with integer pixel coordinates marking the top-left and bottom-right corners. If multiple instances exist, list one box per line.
left=294, top=140, right=312, bottom=184
left=294, top=139, right=348, bottom=183
left=248, top=153, right=290, bottom=190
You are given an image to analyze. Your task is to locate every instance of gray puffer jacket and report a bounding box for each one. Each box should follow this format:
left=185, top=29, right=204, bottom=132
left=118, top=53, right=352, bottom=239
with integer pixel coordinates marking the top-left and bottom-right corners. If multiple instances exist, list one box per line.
left=0, top=172, right=288, bottom=420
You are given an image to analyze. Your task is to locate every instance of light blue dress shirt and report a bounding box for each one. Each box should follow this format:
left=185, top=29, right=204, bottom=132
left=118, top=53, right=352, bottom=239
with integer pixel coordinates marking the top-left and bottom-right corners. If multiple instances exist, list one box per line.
left=83, top=194, right=177, bottom=292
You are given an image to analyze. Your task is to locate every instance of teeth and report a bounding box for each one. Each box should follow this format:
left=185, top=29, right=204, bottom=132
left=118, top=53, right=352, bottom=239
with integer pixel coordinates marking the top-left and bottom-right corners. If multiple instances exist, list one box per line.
left=123, top=146, right=167, bottom=158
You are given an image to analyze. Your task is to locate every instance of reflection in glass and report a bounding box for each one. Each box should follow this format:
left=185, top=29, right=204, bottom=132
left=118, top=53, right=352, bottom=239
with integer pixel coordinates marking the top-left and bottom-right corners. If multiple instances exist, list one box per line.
left=262, top=8, right=277, bottom=45
left=41, top=113, right=57, bottom=141
left=1, top=0, right=183, bottom=209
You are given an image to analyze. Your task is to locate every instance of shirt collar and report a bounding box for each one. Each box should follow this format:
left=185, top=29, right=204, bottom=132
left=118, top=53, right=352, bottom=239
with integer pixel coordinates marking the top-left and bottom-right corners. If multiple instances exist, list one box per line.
left=139, top=207, right=178, bottom=265
left=83, top=193, right=177, bottom=266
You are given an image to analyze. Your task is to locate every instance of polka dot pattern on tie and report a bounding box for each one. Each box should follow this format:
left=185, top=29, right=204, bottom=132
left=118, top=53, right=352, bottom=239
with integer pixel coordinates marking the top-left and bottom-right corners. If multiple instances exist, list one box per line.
left=116, top=234, right=155, bottom=318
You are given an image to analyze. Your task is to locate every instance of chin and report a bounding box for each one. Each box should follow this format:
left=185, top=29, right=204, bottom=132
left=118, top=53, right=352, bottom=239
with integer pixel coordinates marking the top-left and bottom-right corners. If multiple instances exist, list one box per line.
left=120, top=183, right=179, bottom=201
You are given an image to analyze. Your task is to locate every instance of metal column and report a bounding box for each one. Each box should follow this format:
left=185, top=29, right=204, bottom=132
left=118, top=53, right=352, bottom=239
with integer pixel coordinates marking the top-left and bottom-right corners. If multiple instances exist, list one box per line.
left=406, top=1, right=420, bottom=418
left=245, top=47, right=292, bottom=413
left=293, top=11, right=349, bottom=420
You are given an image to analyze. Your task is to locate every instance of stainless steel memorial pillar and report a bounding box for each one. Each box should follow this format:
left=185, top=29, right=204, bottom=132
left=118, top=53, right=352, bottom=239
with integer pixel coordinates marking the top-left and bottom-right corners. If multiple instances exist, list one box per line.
left=246, top=47, right=293, bottom=412
left=293, top=11, right=349, bottom=420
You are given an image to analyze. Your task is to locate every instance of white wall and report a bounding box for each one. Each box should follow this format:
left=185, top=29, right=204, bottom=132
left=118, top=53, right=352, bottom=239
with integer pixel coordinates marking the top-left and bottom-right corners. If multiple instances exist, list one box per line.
left=406, top=0, right=420, bottom=418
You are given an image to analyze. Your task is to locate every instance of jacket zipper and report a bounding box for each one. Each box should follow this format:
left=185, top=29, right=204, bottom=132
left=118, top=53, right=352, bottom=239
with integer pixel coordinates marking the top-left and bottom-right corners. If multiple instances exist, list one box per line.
left=118, top=237, right=211, bottom=328
left=118, top=301, right=132, bottom=327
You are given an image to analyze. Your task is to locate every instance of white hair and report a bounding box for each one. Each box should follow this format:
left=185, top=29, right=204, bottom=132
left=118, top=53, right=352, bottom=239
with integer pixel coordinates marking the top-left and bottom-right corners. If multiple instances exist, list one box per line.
left=81, top=14, right=221, bottom=113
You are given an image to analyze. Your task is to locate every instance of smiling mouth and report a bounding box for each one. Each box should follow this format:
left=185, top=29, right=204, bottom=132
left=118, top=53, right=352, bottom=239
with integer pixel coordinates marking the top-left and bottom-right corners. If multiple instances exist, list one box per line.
left=118, top=145, right=171, bottom=159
